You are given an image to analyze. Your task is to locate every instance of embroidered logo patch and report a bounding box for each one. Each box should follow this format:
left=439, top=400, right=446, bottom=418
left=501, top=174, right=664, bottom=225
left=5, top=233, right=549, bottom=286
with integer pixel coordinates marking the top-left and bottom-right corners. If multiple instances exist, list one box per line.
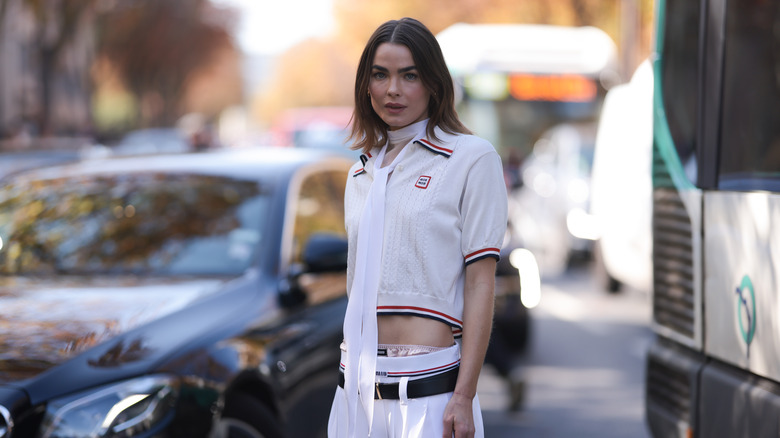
left=415, top=175, right=432, bottom=189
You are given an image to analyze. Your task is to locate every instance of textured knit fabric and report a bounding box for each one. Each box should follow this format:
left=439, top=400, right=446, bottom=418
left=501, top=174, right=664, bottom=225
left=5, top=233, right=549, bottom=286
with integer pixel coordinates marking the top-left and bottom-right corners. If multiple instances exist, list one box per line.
left=345, top=121, right=508, bottom=338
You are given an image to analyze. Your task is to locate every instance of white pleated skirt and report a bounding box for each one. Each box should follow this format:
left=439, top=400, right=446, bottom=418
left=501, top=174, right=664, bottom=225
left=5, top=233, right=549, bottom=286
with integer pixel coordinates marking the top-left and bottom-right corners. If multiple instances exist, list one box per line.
left=327, top=343, right=484, bottom=438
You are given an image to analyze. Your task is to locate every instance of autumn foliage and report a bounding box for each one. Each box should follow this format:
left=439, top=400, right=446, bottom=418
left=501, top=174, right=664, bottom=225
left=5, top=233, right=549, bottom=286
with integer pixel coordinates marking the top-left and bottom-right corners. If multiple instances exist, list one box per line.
left=95, top=0, right=242, bottom=129
left=254, top=0, right=655, bottom=124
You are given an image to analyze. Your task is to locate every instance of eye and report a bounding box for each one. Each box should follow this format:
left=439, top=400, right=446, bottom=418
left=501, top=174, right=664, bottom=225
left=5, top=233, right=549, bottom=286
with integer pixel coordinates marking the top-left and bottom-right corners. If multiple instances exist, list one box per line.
left=404, top=72, right=418, bottom=81
left=372, top=71, right=387, bottom=80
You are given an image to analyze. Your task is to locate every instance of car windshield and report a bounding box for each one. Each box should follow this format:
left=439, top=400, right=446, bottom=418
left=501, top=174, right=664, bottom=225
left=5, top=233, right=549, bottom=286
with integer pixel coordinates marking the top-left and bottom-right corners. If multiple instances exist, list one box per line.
left=0, top=172, right=269, bottom=276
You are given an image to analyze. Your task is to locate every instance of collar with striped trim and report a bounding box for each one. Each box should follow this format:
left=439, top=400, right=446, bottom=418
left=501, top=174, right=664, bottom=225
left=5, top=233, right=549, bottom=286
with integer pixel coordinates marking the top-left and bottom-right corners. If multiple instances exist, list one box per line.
left=410, top=124, right=458, bottom=158
left=352, top=151, right=372, bottom=177
left=352, top=131, right=455, bottom=178
left=413, top=138, right=453, bottom=158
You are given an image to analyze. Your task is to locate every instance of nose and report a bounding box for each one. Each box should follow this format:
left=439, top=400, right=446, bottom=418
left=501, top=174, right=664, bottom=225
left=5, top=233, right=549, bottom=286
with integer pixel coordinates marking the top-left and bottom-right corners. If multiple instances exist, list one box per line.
left=387, top=76, right=401, bottom=97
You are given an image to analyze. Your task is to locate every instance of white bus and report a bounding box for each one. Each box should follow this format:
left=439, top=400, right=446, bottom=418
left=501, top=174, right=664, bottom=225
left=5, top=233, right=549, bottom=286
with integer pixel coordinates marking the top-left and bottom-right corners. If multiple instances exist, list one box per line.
left=645, top=0, right=780, bottom=436
left=437, top=23, right=619, bottom=158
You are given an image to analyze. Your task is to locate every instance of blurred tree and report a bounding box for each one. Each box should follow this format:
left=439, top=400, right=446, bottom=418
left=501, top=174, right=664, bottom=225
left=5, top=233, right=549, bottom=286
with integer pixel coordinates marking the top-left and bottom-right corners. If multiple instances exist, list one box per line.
left=331, top=0, right=643, bottom=60
left=254, top=38, right=355, bottom=125
left=19, top=0, right=98, bottom=136
left=255, top=0, right=654, bottom=124
left=0, top=0, right=8, bottom=44
left=96, top=0, right=239, bottom=128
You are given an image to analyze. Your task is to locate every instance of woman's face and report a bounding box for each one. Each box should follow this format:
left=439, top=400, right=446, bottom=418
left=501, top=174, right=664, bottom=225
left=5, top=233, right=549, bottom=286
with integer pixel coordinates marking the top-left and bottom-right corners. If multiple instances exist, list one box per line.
left=369, top=43, right=431, bottom=131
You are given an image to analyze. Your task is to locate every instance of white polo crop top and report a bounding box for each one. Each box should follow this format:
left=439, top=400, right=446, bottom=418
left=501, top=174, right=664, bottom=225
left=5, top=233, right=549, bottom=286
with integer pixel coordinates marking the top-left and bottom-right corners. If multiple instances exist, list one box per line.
left=344, top=123, right=508, bottom=338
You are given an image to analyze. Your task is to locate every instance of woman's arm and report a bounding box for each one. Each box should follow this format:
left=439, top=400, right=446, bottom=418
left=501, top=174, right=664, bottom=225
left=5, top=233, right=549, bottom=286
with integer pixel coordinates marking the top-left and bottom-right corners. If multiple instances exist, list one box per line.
left=442, top=257, right=496, bottom=438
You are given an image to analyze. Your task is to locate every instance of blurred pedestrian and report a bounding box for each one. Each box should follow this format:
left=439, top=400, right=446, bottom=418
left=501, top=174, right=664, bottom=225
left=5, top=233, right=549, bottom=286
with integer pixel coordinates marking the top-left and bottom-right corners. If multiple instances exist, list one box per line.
left=503, top=148, right=524, bottom=190
left=328, top=17, right=507, bottom=438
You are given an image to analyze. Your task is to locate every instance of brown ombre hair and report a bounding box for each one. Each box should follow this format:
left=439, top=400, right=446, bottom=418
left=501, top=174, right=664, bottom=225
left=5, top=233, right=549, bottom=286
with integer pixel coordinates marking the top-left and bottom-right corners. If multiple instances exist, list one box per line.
left=349, top=17, right=471, bottom=153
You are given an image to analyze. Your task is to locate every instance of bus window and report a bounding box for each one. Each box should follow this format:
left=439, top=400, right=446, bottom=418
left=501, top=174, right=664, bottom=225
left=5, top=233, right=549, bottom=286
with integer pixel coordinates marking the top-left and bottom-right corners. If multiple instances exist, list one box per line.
left=661, top=0, right=701, bottom=182
left=646, top=0, right=780, bottom=436
left=717, top=0, right=780, bottom=191
left=437, top=24, right=618, bottom=159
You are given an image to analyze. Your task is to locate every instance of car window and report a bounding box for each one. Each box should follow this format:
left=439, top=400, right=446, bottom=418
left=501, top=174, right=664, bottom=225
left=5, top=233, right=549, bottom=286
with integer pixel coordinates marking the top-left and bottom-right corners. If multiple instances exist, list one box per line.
left=291, top=170, right=347, bottom=263
left=290, top=169, right=348, bottom=304
left=0, top=173, right=270, bottom=276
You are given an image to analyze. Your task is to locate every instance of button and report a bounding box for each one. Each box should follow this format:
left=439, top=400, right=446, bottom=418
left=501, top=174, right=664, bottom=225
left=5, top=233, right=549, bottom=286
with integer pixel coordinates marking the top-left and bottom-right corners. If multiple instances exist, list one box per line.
left=397, top=165, right=403, bottom=171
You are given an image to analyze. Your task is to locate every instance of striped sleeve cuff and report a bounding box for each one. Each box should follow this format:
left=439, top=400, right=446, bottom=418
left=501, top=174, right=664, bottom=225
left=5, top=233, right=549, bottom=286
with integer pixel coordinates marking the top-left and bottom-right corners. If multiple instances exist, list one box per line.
left=464, top=247, right=500, bottom=265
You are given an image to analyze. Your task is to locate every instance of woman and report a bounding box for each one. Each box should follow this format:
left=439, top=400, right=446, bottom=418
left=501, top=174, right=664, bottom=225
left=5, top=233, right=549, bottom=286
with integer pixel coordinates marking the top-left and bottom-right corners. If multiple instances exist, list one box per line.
left=328, top=17, right=507, bottom=438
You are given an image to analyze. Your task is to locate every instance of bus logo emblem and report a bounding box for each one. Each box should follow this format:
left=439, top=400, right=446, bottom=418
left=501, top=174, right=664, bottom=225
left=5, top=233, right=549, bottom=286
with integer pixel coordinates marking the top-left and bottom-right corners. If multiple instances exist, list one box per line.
left=735, top=275, right=756, bottom=359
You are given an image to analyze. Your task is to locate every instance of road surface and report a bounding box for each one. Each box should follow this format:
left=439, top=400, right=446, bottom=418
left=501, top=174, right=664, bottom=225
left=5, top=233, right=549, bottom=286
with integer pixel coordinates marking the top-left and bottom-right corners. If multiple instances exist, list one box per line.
left=480, top=263, right=653, bottom=438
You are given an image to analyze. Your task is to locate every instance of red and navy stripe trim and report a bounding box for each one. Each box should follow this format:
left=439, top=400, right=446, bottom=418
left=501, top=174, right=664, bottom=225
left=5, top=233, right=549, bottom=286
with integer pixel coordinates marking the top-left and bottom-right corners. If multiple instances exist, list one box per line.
left=414, top=139, right=453, bottom=158
left=377, top=305, right=463, bottom=330
left=464, top=248, right=500, bottom=265
left=354, top=152, right=373, bottom=177
left=378, top=306, right=463, bottom=337
left=451, top=327, right=462, bottom=339
left=387, top=359, right=460, bottom=378
left=339, top=360, right=460, bottom=378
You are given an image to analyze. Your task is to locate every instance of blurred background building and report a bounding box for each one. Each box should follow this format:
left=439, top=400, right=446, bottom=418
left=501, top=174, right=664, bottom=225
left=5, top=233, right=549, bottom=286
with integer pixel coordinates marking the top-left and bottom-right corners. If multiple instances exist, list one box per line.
left=0, top=0, right=653, bottom=153
left=0, top=0, right=242, bottom=151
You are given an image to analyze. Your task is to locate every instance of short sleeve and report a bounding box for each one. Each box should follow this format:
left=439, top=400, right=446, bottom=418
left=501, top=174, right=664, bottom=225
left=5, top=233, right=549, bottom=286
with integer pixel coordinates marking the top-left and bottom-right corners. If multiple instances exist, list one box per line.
left=461, top=150, right=508, bottom=265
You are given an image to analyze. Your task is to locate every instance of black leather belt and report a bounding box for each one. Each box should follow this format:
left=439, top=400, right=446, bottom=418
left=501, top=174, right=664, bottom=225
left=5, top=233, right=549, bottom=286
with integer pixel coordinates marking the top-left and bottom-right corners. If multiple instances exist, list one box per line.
left=338, top=367, right=459, bottom=400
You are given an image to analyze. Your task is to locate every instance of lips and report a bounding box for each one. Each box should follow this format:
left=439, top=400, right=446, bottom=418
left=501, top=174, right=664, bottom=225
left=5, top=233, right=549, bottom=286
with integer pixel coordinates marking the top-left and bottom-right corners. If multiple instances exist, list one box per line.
left=385, top=103, right=406, bottom=113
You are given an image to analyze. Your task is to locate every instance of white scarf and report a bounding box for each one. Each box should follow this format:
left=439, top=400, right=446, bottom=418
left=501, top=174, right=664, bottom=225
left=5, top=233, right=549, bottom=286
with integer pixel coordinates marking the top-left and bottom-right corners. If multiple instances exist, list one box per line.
left=342, top=120, right=426, bottom=435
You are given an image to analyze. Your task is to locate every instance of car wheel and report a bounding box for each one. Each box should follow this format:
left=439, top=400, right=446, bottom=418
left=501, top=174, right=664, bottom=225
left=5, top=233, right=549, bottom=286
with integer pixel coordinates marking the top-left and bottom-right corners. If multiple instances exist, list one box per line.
left=215, top=392, right=285, bottom=438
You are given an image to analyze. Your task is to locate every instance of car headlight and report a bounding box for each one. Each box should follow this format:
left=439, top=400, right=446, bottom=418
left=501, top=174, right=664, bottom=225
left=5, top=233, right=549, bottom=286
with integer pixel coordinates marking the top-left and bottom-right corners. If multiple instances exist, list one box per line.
left=38, top=375, right=178, bottom=438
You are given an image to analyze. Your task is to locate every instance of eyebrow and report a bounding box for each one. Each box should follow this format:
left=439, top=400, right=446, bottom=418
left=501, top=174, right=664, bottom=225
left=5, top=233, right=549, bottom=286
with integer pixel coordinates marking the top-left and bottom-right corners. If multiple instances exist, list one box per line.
left=371, top=65, right=417, bottom=73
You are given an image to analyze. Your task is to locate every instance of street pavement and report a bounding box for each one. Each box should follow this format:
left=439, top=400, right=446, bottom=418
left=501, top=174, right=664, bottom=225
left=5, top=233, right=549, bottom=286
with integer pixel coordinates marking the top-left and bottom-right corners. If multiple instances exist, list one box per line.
left=479, top=264, right=653, bottom=437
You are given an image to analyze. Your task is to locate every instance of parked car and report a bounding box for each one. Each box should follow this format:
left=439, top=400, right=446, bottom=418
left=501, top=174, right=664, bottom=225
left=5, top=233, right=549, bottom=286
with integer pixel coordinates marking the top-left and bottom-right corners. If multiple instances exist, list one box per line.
left=112, top=128, right=193, bottom=155
left=0, top=149, right=83, bottom=179
left=589, top=60, right=653, bottom=293
left=0, top=147, right=353, bottom=437
left=509, top=122, right=598, bottom=277
left=269, top=107, right=360, bottom=159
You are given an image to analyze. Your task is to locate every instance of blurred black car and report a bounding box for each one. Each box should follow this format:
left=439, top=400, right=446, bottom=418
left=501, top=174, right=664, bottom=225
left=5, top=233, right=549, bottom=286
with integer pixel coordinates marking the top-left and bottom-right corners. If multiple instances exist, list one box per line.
left=0, top=147, right=353, bottom=438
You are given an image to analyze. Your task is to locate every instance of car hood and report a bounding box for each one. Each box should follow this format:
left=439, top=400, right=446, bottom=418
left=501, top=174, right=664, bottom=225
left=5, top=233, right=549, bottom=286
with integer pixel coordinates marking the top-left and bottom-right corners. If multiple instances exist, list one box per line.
left=0, top=276, right=228, bottom=383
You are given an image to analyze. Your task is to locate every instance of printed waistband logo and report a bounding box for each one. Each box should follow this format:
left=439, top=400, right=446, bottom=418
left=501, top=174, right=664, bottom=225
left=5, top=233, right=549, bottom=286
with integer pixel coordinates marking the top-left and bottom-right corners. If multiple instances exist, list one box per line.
left=415, top=175, right=432, bottom=189
left=735, top=275, right=756, bottom=359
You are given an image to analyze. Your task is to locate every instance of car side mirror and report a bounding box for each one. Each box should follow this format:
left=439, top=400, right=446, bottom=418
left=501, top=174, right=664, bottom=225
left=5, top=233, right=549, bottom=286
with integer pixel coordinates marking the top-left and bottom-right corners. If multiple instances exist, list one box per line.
left=302, top=233, right=348, bottom=273
left=279, top=234, right=348, bottom=309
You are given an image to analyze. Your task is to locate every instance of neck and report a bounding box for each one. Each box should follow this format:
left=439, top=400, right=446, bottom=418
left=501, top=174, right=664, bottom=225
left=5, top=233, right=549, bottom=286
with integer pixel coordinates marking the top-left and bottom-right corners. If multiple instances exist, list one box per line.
left=387, top=120, right=427, bottom=147
left=381, top=119, right=428, bottom=166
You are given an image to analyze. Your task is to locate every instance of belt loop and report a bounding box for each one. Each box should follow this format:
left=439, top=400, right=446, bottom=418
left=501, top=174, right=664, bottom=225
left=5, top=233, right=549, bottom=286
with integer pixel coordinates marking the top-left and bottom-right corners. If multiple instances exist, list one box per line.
left=399, top=377, right=410, bottom=405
